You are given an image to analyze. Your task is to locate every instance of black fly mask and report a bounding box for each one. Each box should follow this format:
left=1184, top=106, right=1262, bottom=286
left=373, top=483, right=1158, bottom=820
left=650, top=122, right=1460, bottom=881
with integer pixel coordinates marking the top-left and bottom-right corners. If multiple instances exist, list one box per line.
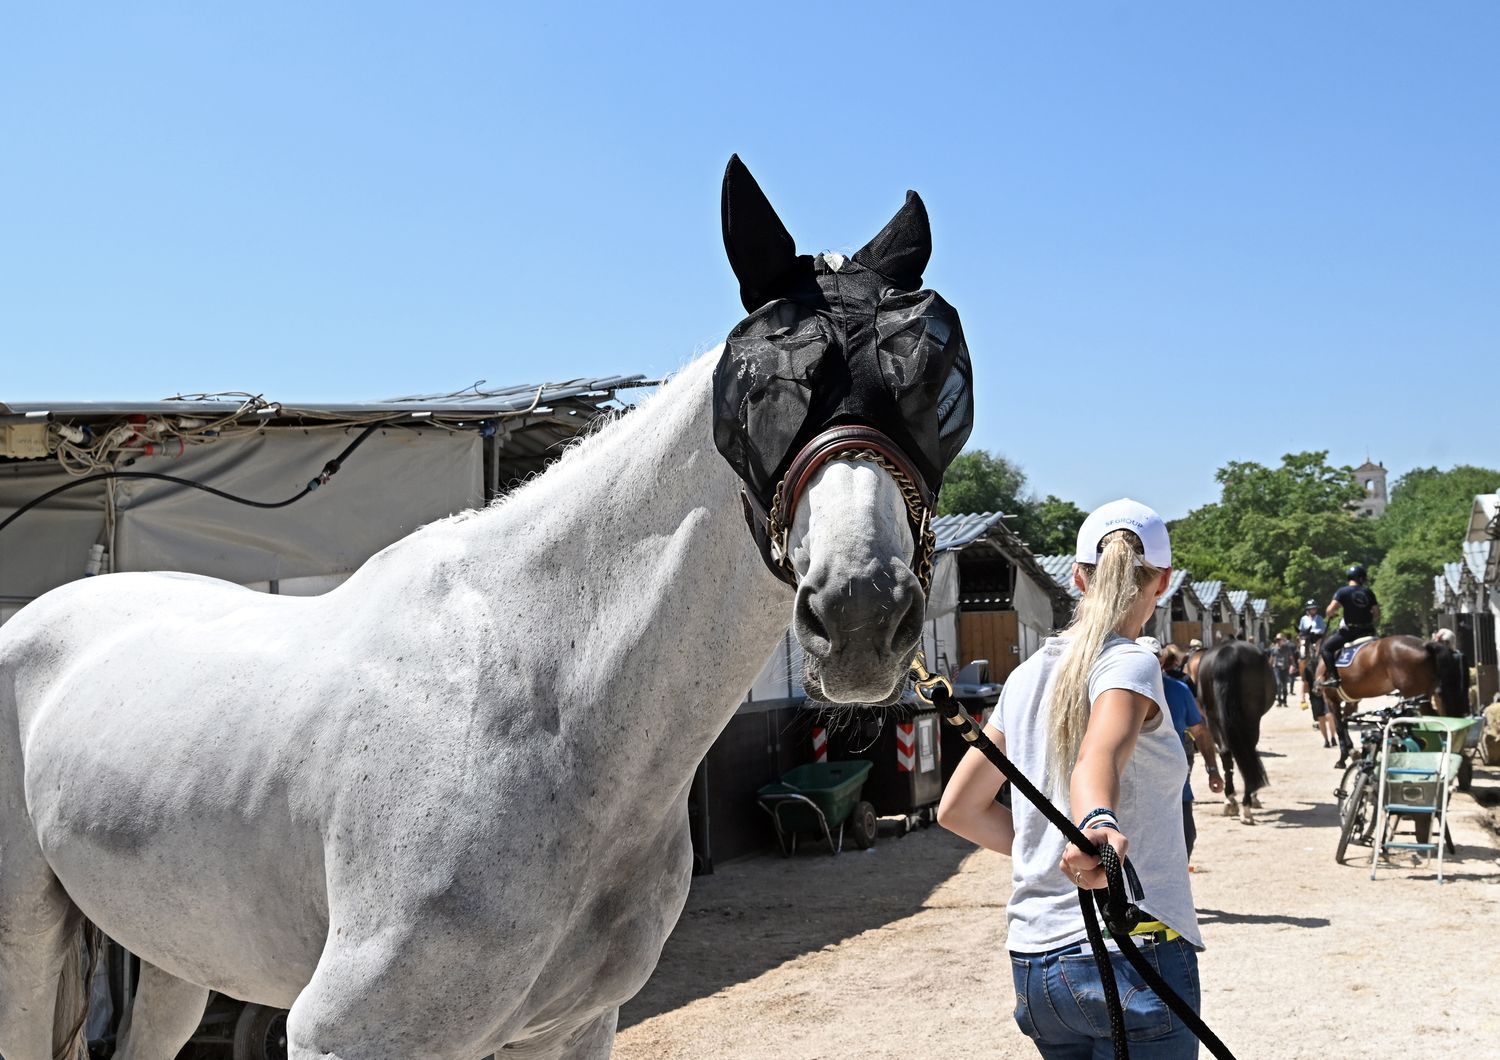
left=712, top=155, right=974, bottom=588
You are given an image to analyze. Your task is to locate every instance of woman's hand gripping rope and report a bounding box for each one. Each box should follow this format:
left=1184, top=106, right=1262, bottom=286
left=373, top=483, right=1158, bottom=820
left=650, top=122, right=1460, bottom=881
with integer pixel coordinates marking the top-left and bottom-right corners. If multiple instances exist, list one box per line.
left=1061, top=823, right=1129, bottom=892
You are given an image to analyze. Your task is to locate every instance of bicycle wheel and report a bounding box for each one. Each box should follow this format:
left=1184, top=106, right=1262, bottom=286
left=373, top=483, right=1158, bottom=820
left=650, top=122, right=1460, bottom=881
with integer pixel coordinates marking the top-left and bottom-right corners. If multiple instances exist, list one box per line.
left=1336, top=771, right=1372, bottom=864
left=1335, top=761, right=1362, bottom=818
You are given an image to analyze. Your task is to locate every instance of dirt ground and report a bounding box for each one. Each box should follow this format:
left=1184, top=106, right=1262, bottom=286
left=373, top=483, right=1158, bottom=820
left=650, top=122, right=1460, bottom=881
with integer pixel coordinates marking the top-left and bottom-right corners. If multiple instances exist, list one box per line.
left=616, top=695, right=1500, bottom=1058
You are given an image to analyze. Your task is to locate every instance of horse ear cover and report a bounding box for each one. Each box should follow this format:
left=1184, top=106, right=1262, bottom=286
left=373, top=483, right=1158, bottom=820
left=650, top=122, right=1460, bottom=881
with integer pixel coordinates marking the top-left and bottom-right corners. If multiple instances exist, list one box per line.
left=721, top=154, right=799, bottom=312
left=852, top=191, right=931, bottom=290
left=713, top=156, right=974, bottom=514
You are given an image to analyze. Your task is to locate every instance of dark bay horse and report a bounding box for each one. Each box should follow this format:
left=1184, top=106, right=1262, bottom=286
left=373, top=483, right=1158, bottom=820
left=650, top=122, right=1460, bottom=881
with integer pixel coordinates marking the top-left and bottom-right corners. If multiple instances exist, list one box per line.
left=1196, top=641, right=1275, bottom=824
left=1315, top=634, right=1466, bottom=717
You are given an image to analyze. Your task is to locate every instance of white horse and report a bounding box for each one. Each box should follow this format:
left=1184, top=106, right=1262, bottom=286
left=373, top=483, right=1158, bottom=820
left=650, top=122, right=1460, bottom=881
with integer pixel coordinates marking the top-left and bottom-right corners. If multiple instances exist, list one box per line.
left=0, top=157, right=970, bottom=1059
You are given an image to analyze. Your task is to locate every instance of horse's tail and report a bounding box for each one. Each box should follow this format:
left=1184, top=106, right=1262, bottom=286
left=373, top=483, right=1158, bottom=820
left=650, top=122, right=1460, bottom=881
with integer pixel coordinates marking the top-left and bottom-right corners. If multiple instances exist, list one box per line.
left=1212, top=646, right=1268, bottom=792
left=51, top=915, right=101, bottom=1060
left=1425, top=641, right=1467, bottom=717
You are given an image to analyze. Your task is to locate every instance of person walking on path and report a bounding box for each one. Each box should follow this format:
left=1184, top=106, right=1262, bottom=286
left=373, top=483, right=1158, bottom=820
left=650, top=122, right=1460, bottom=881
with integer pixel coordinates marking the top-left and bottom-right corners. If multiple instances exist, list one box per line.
left=938, top=499, right=1204, bottom=1058
left=1163, top=645, right=1197, bottom=700
left=1271, top=634, right=1296, bottom=706
left=1139, top=637, right=1224, bottom=860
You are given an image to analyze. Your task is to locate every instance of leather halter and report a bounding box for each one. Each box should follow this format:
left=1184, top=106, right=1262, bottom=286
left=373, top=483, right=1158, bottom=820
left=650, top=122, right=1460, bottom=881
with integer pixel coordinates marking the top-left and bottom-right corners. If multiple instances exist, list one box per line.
left=740, top=425, right=937, bottom=592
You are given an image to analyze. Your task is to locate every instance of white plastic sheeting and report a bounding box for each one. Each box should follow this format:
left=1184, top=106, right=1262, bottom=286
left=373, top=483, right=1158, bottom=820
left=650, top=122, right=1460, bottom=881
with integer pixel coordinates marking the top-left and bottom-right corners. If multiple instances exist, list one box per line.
left=0, top=464, right=108, bottom=607
left=111, top=428, right=482, bottom=584
left=1013, top=564, right=1056, bottom=657
left=0, top=427, right=482, bottom=617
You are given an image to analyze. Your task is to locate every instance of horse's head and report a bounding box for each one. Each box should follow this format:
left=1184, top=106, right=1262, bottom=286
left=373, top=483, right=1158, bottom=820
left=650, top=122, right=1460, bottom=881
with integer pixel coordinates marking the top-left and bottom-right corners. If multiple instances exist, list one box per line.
left=712, top=156, right=973, bottom=705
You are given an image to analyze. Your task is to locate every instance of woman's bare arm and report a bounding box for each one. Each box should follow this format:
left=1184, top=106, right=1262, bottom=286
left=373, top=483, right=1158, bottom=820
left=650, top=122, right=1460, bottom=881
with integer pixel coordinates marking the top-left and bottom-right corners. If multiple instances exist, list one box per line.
left=1060, top=688, right=1154, bottom=888
left=936, top=726, right=1015, bottom=855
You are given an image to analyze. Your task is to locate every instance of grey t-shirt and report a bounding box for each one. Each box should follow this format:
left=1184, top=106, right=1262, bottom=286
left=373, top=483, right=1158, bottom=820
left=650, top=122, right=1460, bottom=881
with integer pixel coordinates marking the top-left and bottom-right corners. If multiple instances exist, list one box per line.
left=992, top=634, right=1203, bottom=952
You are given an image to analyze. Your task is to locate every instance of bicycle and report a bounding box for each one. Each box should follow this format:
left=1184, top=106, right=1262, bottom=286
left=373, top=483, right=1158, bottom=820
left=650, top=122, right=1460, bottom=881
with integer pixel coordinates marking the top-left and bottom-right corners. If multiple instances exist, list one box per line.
left=1334, top=699, right=1425, bottom=864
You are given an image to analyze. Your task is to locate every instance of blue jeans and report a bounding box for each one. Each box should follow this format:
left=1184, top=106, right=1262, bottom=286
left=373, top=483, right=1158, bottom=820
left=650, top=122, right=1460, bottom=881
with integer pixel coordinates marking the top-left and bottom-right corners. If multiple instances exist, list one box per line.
left=1010, top=936, right=1201, bottom=1058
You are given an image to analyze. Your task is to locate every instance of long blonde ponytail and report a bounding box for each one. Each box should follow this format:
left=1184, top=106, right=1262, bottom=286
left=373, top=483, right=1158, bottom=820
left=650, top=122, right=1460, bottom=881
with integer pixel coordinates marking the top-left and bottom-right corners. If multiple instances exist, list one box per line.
left=1046, top=529, right=1163, bottom=782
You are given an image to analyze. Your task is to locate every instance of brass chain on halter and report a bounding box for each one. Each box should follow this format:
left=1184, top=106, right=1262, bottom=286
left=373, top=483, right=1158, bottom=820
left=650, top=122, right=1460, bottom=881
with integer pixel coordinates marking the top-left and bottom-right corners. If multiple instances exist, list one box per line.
left=765, top=447, right=936, bottom=593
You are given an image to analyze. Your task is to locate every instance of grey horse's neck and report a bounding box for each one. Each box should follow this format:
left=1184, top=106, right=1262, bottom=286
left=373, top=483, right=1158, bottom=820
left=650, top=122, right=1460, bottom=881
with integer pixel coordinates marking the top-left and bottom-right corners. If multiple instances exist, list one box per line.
left=364, top=351, right=791, bottom=802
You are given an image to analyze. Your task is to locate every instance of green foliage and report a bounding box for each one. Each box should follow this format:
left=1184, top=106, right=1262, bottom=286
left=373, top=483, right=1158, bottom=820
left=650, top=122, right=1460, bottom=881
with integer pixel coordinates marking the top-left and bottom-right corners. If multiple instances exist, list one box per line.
left=937, top=450, right=1086, bottom=556
left=940, top=450, right=1496, bottom=639
left=1025, top=495, right=1090, bottom=556
left=938, top=451, right=1028, bottom=518
left=1371, top=465, right=1500, bottom=634
left=1375, top=465, right=1498, bottom=551
left=1168, top=452, right=1379, bottom=626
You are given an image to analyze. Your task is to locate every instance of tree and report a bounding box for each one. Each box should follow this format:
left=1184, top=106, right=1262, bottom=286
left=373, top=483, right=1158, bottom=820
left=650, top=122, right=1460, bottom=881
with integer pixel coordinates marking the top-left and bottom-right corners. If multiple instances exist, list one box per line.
left=1169, top=452, right=1379, bottom=628
left=1370, top=465, right=1500, bottom=633
left=1023, top=495, right=1089, bottom=556
left=938, top=451, right=1028, bottom=517
left=937, top=450, right=1086, bottom=556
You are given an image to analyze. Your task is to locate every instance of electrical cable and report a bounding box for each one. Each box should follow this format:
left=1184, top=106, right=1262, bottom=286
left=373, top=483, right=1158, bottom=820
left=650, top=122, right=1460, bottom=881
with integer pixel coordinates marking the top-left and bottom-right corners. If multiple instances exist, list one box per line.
left=0, top=421, right=389, bottom=538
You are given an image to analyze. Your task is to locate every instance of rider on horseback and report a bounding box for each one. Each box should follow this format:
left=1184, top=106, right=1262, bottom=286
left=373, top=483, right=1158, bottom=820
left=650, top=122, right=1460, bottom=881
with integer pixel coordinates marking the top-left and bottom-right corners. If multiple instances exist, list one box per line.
left=1318, top=565, right=1381, bottom=689
left=1297, top=599, right=1325, bottom=655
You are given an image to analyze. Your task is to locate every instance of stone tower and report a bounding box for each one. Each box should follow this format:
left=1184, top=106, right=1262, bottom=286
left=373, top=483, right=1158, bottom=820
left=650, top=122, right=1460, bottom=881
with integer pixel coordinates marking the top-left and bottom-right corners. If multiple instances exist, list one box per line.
left=1352, top=460, right=1388, bottom=518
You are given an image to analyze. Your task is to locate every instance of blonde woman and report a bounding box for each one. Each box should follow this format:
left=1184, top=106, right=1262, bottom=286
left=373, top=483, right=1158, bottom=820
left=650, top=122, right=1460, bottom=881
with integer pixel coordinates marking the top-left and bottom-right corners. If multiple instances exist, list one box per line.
left=938, top=499, right=1203, bottom=1058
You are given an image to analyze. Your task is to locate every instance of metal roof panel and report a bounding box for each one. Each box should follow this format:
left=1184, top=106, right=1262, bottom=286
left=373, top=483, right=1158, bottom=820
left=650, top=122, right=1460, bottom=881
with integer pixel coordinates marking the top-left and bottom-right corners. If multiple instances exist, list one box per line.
left=1191, top=580, right=1224, bottom=606
left=1466, top=493, right=1498, bottom=542
left=0, top=375, right=652, bottom=422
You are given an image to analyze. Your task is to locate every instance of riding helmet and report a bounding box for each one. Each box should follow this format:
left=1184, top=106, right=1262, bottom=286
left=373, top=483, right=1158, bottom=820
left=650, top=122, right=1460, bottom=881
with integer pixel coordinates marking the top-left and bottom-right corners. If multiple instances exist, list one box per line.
left=1345, top=564, right=1367, bottom=582
left=1304, top=599, right=1317, bottom=609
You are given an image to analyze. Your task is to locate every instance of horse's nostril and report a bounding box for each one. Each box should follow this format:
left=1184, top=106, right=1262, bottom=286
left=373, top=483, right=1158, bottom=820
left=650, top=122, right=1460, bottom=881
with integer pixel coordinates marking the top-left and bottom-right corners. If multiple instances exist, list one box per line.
left=889, top=590, right=925, bottom=654
left=886, top=572, right=925, bottom=654
left=794, top=585, right=831, bottom=655
left=796, top=568, right=925, bottom=660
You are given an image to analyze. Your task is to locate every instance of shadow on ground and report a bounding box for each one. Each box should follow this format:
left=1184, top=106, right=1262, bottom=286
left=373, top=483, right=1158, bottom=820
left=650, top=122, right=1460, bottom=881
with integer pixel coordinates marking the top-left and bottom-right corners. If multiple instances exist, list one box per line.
left=1197, top=907, right=1330, bottom=929
left=1264, top=799, right=1341, bottom=829
left=619, top=823, right=974, bottom=1030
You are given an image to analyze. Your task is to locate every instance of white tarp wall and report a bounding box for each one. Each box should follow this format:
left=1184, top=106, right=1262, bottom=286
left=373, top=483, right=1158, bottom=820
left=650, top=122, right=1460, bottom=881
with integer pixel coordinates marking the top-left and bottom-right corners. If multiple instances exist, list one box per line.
left=923, top=552, right=961, bottom=674
left=0, top=464, right=107, bottom=620
left=1014, top=567, right=1055, bottom=661
left=0, top=427, right=483, bottom=623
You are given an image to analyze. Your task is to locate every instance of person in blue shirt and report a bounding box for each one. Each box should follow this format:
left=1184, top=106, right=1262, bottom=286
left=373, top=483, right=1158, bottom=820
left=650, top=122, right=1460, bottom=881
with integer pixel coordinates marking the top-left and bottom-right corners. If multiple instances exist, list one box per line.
left=1139, top=638, right=1223, bottom=858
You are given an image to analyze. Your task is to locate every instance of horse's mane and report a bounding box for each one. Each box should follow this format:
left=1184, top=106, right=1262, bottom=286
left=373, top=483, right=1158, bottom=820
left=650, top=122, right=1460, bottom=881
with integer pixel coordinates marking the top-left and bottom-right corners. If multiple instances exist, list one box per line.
left=402, top=347, right=718, bottom=539
left=547, top=348, right=715, bottom=474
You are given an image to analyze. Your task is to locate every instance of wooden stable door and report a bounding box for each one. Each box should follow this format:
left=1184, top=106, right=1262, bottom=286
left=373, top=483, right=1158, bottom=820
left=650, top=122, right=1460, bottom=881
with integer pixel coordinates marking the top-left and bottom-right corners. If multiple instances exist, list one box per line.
left=1170, top=622, right=1201, bottom=649
left=959, top=610, right=1021, bottom=681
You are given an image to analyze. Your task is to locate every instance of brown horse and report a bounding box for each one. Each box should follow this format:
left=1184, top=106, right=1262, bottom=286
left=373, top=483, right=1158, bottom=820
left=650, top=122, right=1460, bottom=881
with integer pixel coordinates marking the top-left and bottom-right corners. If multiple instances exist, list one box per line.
left=1195, top=641, right=1275, bottom=824
left=1315, top=634, right=1466, bottom=717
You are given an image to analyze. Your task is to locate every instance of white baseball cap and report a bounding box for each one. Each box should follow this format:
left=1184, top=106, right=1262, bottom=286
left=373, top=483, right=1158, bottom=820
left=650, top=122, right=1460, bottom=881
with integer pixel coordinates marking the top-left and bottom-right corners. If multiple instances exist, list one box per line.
left=1135, top=635, right=1163, bottom=656
left=1074, top=498, right=1172, bottom=569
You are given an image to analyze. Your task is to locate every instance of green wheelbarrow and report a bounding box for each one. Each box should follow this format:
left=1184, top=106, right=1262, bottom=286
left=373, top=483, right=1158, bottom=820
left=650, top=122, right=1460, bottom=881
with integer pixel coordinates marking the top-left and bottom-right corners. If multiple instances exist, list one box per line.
left=756, top=760, right=877, bottom=856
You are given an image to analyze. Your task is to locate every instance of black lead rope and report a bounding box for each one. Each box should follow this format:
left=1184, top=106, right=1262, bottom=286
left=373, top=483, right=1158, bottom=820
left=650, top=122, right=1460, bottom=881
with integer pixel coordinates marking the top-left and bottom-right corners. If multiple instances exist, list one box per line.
left=914, top=667, right=1238, bottom=1060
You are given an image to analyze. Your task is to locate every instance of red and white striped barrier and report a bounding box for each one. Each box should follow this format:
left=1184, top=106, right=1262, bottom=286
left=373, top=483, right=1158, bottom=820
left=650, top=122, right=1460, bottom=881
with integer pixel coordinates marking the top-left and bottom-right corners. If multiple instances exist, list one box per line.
left=895, top=722, right=916, bottom=772
left=811, top=726, right=828, bottom=763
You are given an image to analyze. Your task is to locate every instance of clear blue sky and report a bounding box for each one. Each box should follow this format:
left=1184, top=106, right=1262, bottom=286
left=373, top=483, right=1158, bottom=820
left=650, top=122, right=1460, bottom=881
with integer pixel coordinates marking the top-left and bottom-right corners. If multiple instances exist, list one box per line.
left=3, top=4, right=1496, bottom=519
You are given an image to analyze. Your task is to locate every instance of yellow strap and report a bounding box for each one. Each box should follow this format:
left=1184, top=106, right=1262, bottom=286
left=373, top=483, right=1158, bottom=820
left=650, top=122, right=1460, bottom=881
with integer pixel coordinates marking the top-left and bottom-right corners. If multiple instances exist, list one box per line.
left=1130, top=920, right=1181, bottom=942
